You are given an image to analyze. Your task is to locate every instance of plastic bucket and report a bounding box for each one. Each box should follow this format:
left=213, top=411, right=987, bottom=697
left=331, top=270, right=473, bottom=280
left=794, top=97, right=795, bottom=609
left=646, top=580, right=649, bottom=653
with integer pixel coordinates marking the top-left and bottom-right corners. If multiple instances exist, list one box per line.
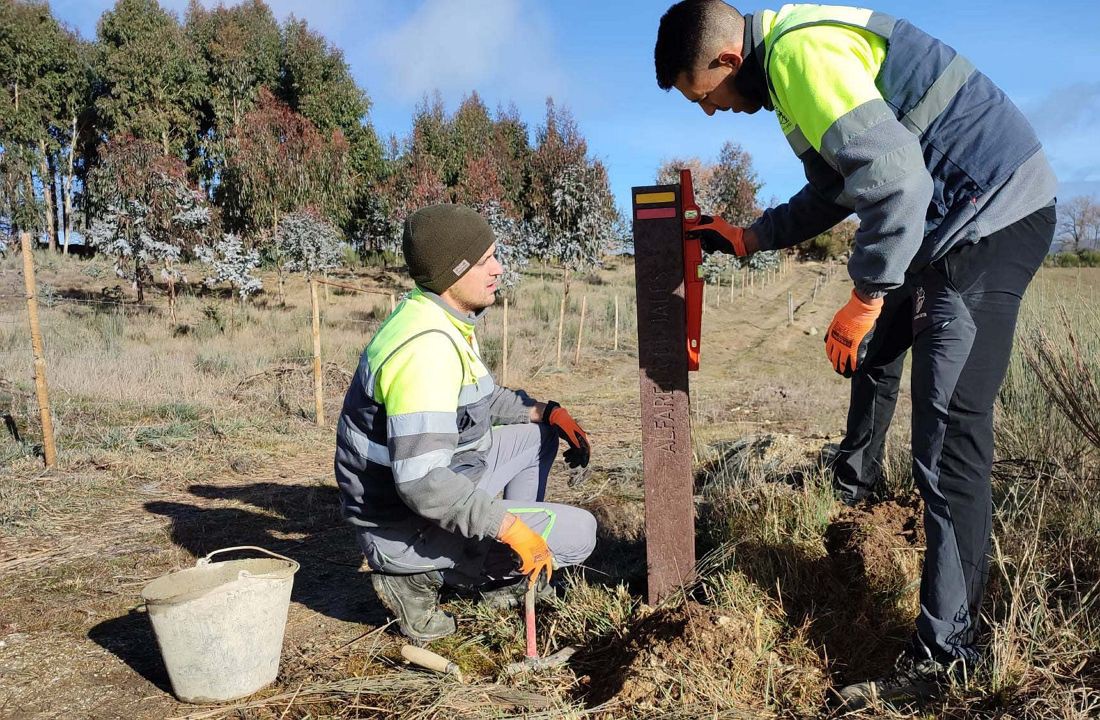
left=141, top=546, right=299, bottom=703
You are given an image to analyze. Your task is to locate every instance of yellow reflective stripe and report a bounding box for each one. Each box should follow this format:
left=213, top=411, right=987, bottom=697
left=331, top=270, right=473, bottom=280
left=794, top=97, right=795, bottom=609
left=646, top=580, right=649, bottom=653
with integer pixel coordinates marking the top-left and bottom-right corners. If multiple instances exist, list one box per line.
left=635, top=191, right=676, bottom=205
left=767, top=22, right=887, bottom=152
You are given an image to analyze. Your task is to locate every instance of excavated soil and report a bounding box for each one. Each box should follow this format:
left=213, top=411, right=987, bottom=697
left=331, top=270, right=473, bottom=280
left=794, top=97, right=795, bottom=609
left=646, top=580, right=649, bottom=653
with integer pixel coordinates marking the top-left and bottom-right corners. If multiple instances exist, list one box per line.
left=826, top=496, right=925, bottom=602
left=578, top=601, right=827, bottom=716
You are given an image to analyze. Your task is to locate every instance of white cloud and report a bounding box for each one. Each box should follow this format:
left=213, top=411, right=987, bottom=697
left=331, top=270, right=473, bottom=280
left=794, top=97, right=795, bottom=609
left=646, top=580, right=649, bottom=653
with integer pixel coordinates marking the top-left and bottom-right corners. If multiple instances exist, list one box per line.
left=372, top=0, right=566, bottom=106
left=1025, top=82, right=1100, bottom=184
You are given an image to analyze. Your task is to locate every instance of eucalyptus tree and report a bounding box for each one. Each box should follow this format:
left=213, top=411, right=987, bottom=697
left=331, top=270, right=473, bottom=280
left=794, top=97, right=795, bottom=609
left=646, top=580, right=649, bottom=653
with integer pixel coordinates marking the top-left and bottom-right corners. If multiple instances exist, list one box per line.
left=94, top=0, right=205, bottom=159
left=87, top=136, right=211, bottom=306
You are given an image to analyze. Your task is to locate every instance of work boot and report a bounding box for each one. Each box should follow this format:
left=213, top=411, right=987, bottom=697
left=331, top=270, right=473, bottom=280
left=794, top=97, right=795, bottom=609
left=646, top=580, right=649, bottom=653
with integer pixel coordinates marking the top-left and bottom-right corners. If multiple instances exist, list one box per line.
left=477, top=576, right=556, bottom=611
left=835, top=644, right=965, bottom=710
left=371, top=571, right=455, bottom=644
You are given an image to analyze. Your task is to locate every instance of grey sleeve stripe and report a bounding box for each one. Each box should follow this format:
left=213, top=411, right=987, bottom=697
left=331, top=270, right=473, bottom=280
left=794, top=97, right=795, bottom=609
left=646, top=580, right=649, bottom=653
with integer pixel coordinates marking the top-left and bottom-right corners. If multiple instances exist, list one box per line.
left=820, top=99, right=896, bottom=169
left=338, top=417, right=391, bottom=467
left=786, top=126, right=811, bottom=156
left=388, top=411, right=457, bottom=437
left=458, top=377, right=495, bottom=405
left=866, top=11, right=897, bottom=36
left=392, top=448, right=453, bottom=483
left=900, top=53, right=975, bottom=135
left=751, top=12, right=767, bottom=52
left=846, top=138, right=927, bottom=198
left=389, top=432, right=458, bottom=461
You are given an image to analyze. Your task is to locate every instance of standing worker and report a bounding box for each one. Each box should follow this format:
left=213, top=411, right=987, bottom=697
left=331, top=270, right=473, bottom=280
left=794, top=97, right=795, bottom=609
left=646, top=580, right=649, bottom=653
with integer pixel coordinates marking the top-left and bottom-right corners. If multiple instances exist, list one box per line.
left=334, top=204, right=597, bottom=644
left=654, top=0, right=1056, bottom=709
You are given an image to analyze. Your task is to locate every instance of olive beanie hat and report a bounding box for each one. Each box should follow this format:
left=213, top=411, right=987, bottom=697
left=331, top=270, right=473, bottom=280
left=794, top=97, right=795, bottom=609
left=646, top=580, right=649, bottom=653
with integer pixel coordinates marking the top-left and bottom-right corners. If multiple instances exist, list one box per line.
left=402, top=204, right=495, bottom=293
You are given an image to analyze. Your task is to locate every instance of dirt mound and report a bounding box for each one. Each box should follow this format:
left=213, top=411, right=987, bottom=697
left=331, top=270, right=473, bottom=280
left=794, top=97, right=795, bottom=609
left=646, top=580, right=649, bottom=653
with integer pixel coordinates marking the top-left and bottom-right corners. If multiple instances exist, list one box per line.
left=825, top=497, right=924, bottom=605
left=580, top=600, right=826, bottom=716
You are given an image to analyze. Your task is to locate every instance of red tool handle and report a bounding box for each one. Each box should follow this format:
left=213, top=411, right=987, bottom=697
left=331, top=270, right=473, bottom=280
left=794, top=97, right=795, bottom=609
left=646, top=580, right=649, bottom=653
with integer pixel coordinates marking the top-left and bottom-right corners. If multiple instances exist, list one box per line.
left=680, top=169, right=703, bottom=371
left=524, top=582, right=538, bottom=659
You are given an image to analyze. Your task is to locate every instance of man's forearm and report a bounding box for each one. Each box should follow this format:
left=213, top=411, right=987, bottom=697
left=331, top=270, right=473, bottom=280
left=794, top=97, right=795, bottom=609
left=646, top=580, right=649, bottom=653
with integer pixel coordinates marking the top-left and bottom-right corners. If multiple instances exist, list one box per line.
left=394, top=466, right=507, bottom=540
left=750, top=182, right=852, bottom=251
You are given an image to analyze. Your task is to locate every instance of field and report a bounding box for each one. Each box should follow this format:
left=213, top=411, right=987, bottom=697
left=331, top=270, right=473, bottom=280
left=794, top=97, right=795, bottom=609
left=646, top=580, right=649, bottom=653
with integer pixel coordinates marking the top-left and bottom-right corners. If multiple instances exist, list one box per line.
left=1, top=250, right=1098, bottom=719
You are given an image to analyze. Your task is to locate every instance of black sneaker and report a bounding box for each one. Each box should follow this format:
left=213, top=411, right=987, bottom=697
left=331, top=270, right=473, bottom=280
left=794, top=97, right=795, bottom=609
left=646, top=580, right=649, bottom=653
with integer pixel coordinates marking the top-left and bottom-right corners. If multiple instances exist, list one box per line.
left=836, top=646, right=964, bottom=710
left=478, top=576, right=556, bottom=611
left=371, top=570, right=456, bottom=644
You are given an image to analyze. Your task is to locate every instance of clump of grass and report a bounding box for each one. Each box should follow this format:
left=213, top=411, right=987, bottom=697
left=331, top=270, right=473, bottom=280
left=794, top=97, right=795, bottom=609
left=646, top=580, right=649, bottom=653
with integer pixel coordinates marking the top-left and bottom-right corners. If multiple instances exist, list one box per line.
left=1021, top=305, right=1100, bottom=451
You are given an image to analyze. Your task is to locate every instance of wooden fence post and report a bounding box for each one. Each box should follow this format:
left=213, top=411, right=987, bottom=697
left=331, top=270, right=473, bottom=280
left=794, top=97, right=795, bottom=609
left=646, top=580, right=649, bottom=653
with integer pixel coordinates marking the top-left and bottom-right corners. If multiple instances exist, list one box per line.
left=574, top=295, right=587, bottom=364
left=787, top=291, right=794, bottom=325
left=20, top=233, right=57, bottom=468
left=556, top=293, right=566, bottom=366
left=310, top=278, right=324, bottom=426
left=613, top=294, right=620, bottom=352
left=502, top=297, right=509, bottom=386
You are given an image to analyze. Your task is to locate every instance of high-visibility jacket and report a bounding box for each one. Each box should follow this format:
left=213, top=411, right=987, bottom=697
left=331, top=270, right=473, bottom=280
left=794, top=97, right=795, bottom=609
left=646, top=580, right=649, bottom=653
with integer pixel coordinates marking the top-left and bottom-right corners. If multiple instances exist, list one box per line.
left=744, top=5, right=1057, bottom=293
left=334, top=289, right=531, bottom=540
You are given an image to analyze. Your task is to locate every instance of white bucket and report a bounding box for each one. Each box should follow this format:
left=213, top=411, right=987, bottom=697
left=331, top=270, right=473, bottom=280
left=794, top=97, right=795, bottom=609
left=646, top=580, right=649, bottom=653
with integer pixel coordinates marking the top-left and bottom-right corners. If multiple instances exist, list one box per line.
left=141, top=546, right=300, bottom=703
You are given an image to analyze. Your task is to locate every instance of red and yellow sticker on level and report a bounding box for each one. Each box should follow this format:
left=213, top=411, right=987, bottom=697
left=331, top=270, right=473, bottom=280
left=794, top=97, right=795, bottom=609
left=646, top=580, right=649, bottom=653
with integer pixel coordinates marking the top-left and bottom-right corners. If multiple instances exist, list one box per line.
left=634, top=190, right=678, bottom=221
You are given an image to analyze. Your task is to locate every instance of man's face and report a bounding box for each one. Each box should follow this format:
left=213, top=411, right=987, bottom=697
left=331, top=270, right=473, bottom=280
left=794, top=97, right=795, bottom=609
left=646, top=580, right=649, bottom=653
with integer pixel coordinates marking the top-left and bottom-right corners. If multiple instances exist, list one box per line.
left=673, top=52, right=763, bottom=116
left=442, top=243, right=503, bottom=314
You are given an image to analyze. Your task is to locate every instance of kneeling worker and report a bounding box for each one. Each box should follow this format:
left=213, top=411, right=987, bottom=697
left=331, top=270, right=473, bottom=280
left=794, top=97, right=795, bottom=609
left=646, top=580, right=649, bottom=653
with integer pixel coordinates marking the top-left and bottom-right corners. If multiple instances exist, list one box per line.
left=334, top=204, right=598, bottom=643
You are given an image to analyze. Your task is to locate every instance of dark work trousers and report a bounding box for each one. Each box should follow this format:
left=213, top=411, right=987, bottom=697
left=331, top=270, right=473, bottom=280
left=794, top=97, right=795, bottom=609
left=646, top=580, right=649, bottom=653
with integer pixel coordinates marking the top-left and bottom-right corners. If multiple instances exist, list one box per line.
left=841, top=206, right=1055, bottom=662
left=832, top=283, right=912, bottom=503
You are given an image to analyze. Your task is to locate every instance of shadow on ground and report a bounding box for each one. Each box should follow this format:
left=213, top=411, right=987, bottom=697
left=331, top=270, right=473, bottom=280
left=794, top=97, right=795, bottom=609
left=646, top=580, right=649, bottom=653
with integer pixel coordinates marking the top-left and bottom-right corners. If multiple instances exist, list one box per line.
left=89, top=480, right=387, bottom=690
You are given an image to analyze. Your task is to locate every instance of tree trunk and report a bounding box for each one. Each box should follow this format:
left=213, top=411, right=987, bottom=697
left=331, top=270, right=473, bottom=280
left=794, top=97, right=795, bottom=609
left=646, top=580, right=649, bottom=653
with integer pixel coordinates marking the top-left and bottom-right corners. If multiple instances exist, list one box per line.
left=62, top=115, right=76, bottom=255
left=22, top=174, right=35, bottom=242
left=161, top=129, right=170, bottom=157
left=36, top=140, right=57, bottom=252
left=135, top=256, right=145, bottom=303
left=167, top=271, right=176, bottom=323
left=47, top=151, right=60, bottom=252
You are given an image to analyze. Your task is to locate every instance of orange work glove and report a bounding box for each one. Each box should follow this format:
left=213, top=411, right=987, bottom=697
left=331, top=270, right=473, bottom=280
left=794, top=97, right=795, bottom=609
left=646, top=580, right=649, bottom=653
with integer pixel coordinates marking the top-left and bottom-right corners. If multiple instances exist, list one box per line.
left=543, top=400, right=590, bottom=468
left=498, top=515, right=553, bottom=586
left=688, top=215, right=750, bottom=256
left=825, top=290, right=884, bottom=377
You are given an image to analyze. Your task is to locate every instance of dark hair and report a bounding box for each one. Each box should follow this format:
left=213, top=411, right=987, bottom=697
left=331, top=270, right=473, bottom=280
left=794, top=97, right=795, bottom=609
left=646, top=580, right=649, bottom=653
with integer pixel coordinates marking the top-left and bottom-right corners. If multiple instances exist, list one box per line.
left=654, top=0, right=743, bottom=90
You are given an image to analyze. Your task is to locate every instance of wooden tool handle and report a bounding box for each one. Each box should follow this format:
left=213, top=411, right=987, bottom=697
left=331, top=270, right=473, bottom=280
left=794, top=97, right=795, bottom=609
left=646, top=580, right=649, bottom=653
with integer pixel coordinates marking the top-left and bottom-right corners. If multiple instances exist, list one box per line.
left=400, top=644, right=464, bottom=681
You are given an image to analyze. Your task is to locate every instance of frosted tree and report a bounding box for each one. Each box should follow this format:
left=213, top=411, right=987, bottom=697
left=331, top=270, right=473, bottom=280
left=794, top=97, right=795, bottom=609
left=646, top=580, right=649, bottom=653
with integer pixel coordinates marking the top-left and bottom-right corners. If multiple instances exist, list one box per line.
left=271, top=210, right=344, bottom=303
left=480, top=200, right=532, bottom=290
left=544, top=161, right=620, bottom=292
left=196, top=233, right=263, bottom=302
left=655, top=143, right=776, bottom=277
left=87, top=138, right=211, bottom=308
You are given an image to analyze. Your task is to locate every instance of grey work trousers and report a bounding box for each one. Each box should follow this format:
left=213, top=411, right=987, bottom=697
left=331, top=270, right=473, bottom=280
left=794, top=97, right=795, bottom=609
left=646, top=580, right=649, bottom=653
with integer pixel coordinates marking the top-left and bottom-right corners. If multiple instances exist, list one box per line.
left=838, top=206, right=1055, bottom=662
left=358, top=423, right=597, bottom=585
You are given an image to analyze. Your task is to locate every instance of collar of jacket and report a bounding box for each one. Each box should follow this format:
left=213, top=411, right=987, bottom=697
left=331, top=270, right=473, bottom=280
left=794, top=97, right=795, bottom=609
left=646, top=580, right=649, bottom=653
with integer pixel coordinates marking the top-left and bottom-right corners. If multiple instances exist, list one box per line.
left=737, top=13, right=774, bottom=112
left=417, top=287, right=487, bottom=335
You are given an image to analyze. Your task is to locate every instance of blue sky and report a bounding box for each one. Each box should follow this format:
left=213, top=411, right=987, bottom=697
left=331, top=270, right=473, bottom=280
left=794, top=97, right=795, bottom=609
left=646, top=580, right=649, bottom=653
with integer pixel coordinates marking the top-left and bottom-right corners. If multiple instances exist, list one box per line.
left=50, top=0, right=1100, bottom=214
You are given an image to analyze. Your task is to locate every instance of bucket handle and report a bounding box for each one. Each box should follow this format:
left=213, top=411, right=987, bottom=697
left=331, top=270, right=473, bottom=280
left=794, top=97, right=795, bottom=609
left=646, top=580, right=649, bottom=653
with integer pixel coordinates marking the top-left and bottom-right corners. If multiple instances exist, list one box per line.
left=196, top=546, right=300, bottom=579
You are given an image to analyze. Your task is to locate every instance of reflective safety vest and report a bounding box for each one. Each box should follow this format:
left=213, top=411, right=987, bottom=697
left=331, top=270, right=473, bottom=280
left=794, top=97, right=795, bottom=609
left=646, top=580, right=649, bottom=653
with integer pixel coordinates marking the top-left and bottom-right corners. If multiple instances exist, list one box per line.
left=747, top=5, right=1047, bottom=289
left=334, top=288, right=500, bottom=530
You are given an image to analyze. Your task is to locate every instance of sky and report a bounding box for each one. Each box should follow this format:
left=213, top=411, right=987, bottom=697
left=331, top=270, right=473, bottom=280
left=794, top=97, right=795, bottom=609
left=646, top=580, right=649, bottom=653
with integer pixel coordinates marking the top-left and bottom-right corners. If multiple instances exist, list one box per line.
left=49, top=0, right=1100, bottom=215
